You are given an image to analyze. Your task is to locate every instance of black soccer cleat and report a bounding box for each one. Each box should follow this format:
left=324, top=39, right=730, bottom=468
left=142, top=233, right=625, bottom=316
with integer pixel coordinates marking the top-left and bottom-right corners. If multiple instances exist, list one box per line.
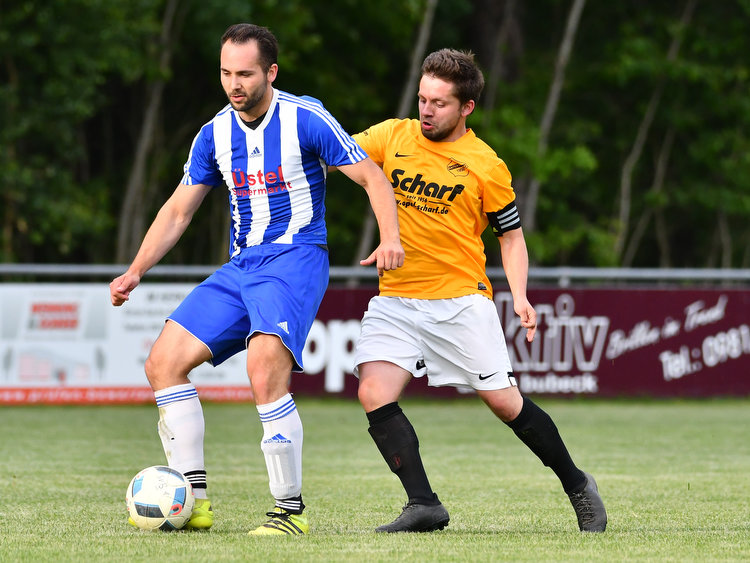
left=375, top=501, right=450, bottom=533
left=567, top=471, right=607, bottom=532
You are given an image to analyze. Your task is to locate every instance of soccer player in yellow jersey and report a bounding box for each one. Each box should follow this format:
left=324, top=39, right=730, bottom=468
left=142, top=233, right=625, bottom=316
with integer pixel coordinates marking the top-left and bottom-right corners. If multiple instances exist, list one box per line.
left=351, top=49, right=607, bottom=533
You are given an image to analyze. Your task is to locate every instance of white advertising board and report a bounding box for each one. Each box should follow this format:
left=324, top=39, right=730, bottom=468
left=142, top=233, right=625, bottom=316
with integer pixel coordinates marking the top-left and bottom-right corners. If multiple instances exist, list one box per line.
left=0, top=283, right=250, bottom=403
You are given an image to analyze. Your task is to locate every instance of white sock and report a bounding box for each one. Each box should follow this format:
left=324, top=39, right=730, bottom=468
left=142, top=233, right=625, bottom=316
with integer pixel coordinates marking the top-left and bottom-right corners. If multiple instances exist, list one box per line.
left=257, top=393, right=303, bottom=510
left=154, top=383, right=207, bottom=499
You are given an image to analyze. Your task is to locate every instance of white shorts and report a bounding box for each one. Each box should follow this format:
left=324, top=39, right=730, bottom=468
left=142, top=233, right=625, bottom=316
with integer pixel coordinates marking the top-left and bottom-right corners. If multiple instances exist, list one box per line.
left=354, top=294, right=516, bottom=391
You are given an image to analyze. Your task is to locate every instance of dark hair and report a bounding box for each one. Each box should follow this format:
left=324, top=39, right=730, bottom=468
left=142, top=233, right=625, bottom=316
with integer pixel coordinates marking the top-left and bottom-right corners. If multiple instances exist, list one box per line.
left=221, top=23, right=278, bottom=73
left=421, top=49, right=485, bottom=105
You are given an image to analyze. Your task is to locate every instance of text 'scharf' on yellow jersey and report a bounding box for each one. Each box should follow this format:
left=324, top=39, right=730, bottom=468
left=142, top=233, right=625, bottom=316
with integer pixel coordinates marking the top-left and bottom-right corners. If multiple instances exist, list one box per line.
left=353, top=118, right=521, bottom=300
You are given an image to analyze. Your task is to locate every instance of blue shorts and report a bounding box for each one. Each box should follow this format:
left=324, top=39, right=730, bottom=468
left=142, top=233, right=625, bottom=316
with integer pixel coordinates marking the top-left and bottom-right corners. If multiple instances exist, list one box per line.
left=168, top=244, right=329, bottom=371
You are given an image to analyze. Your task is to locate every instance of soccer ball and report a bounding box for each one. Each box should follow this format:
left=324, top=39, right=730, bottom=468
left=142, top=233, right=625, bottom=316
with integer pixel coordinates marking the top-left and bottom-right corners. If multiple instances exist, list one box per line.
left=125, top=466, right=195, bottom=531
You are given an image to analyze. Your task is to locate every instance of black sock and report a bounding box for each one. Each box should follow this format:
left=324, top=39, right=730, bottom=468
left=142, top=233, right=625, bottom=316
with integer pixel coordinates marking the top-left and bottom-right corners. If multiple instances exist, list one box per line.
left=505, top=396, right=586, bottom=494
left=275, top=495, right=304, bottom=514
left=183, top=469, right=207, bottom=491
left=366, top=402, right=439, bottom=505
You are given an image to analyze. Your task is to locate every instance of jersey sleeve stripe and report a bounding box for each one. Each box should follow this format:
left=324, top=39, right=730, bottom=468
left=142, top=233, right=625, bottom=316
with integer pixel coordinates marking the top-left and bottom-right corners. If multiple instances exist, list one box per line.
left=487, top=201, right=521, bottom=235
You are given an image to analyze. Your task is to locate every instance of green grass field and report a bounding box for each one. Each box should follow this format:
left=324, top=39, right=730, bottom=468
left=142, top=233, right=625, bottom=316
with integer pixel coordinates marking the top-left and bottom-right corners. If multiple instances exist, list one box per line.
left=1, top=398, right=748, bottom=561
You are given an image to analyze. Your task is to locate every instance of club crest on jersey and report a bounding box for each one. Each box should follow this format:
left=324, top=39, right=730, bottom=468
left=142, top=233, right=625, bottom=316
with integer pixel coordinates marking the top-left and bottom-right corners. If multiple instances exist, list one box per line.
left=447, top=158, right=469, bottom=177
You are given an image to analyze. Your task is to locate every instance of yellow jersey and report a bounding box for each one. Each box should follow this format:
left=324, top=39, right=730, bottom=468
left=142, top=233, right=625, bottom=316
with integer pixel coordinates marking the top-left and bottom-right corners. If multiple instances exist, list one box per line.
left=354, top=118, right=520, bottom=300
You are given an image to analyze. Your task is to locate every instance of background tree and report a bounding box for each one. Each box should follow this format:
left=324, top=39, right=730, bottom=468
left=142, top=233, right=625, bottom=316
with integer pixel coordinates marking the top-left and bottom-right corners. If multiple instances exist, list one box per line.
left=1, top=0, right=162, bottom=263
left=2, top=0, right=748, bottom=269
left=350, top=0, right=438, bottom=274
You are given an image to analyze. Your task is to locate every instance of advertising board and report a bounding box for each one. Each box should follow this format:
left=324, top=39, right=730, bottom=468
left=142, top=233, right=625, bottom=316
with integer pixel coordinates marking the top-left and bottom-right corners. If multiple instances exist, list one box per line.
left=1, top=283, right=747, bottom=403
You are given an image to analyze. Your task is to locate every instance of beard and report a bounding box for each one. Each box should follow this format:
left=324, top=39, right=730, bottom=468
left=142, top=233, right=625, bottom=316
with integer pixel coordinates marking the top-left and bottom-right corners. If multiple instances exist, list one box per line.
left=227, top=83, right=267, bottom=113
left=421, top=125, right=449, bottom=142
left=420, top=115, right=460, bottom=142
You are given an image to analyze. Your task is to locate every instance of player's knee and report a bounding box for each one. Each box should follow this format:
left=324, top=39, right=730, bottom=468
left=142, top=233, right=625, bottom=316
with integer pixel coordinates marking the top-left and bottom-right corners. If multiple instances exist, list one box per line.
left=249, top=373, right=290, bottom=404
left=144, top=345, right=190, bottom=390
left=493, top=405, right=518, bottom=423
left=143, top=351, right=165, bottom=387
left=481, top=388, right=523, bottom=422
left=357, top=378, right=370, bottom=403
left=357, top=376, right=380, bottom=410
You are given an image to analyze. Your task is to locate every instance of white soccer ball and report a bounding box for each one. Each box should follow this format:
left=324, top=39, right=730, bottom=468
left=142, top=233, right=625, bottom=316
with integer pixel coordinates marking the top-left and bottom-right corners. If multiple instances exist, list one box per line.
left=125, top=466, right=195, bottom=531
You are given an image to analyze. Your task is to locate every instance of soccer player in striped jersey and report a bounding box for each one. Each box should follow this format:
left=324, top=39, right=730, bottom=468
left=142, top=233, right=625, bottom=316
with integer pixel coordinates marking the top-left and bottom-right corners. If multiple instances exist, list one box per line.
left=350, top=49, right=606, bottom=533
left=110, top=23, right=404, bottom=536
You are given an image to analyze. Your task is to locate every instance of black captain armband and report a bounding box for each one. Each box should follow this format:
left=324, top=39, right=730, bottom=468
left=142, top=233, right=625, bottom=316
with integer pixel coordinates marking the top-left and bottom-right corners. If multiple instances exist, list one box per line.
left=487, top=201, right=521, bottom=236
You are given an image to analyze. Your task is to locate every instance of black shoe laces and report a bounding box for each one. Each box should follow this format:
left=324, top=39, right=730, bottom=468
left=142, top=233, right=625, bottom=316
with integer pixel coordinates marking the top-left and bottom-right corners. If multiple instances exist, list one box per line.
left=393, top=504, right=417, bottom=519
left=569, top=491, right=595, bottom=525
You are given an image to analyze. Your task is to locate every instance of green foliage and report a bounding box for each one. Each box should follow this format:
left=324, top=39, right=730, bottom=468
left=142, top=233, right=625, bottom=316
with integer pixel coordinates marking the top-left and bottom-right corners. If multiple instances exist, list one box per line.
left=497, top=0, right=750, bottom=267
left=0, top=0, right=161, bottom=262
left=1, top=0, right=749, bottom=267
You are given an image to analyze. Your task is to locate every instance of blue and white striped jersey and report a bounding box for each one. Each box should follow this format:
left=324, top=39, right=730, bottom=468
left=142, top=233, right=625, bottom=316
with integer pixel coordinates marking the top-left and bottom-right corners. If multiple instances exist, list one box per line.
left=181, top=88, right=366, bottom=257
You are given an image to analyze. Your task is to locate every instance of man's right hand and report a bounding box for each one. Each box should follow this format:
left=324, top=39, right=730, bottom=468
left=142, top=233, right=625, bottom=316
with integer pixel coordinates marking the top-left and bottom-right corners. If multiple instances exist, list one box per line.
left=109, top=272, right=140, bottom=306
